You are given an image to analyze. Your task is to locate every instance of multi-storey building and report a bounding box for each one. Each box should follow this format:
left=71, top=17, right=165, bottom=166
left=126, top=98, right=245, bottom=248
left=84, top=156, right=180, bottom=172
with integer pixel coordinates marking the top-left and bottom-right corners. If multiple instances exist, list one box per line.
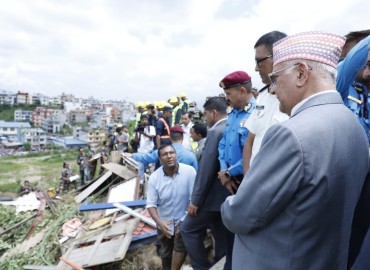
left=32, top=93, right=51, bottom=106
left=14, top=110, right=33, bottom=122
left=0, top=121, right=31, bottom=137
left=17, top=128, right=47, bottom=148
left=15, top=91, right=32, bottom=105
left=32, top=107, right=63, bottom=127
left=0, top=91, right=15, bottom=105
left=73, top=127, right=106, bottom=146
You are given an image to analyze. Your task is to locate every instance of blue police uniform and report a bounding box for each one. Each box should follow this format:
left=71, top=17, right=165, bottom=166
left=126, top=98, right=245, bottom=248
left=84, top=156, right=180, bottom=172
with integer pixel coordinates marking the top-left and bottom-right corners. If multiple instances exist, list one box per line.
left=337, top=35, right=370, bottom=143
left=218, top=97, right=256, bottom=177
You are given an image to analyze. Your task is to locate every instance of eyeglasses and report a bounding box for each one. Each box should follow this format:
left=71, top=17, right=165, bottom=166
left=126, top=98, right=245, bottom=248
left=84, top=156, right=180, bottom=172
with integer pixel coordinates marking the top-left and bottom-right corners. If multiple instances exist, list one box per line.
left=255, top=55, right=272, bottom=67
left=268, top=62, right=312, bottom=86
left=364, top=63, right=370, bottom=70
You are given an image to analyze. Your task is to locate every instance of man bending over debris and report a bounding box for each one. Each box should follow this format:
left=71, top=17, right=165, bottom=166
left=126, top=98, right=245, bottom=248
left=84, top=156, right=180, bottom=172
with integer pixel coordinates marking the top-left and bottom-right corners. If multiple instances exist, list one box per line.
left=147, top=143, right=196, bottom=270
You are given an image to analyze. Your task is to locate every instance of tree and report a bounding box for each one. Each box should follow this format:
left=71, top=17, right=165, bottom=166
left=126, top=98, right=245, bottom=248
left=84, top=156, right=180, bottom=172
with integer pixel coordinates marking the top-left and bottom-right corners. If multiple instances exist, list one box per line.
left=23, top=142, right=32, bottom=151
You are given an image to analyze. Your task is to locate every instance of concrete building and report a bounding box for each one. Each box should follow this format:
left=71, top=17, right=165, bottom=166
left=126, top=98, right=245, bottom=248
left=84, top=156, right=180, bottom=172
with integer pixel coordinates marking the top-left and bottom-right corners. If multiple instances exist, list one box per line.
left=32, top=107, right=63, bottom=127
left=73, top=127, right=106, bottom=146
left=17, top=128, right=47, bottom=148
left=42, top=118, right=60, bottom=134
left=69, top=109, right=91, bottom=123
left=49, top=136, right=88, bottom=149
left=0, top=121, right=31, bottom=137
left=32, top=93, right=51, bottom=106
left=14, top=110, right=33, bottom=122
left=16, top=91, right=32, bottom=105
left=0, top=91, right=15, bottom=106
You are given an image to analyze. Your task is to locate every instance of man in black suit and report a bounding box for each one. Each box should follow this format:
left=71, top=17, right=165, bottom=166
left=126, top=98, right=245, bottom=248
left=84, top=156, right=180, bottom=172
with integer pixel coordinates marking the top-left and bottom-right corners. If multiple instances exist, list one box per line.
left=181, top=97, right=231, bottom=270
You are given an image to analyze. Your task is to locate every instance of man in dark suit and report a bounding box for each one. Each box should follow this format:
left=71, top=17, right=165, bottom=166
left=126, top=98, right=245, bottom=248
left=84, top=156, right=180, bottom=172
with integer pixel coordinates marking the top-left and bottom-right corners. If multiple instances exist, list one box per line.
left=221, top=32, right=369, bottom=269
left=181, top=97, right=231, bottom=270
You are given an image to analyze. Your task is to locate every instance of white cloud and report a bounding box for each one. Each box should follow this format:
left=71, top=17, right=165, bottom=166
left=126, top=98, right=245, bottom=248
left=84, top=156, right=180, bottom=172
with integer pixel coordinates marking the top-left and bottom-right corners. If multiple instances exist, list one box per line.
left=0, top=0, right=369, bottom=106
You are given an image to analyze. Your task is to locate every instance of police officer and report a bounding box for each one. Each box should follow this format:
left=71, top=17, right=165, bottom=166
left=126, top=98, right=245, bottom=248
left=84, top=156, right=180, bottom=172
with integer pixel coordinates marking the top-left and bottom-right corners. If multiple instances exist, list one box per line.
left=337, top=33, right=370, bottom=143
left=218, top=71, right=256, bottom=195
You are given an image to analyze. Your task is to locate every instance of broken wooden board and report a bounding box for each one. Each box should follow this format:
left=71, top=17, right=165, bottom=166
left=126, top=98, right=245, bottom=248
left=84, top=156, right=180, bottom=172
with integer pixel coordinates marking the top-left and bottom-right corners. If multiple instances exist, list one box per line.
left=89, top=152, right=102, bottom=162
left=78, top=199, right=146, bottom=211
left=105, top=177, right=139, bottom=216
left=122, top=155, right=139, bottom=169
left=39, top=186, right=56, bottom=215
left=101, top=163, right=136, bottom=180
left=74, top=171, right=112, bottom=203
left=23, top=265, right=57, bottom=270
left=57, top=218, right=140, bottom=269
left=113, top=203, right=156, bottom=228
left=109, top=150, right=123, bottom=163
left=0, top=213, right=37, bottom=236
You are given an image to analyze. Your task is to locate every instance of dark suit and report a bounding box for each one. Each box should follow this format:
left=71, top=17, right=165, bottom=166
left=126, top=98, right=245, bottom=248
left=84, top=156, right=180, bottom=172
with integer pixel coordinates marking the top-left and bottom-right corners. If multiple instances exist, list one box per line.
left=349, top=169, right=370, bottom=269
left=221, top=92, right=369, bottom=269
left=181, top=118, right=232, bottom=270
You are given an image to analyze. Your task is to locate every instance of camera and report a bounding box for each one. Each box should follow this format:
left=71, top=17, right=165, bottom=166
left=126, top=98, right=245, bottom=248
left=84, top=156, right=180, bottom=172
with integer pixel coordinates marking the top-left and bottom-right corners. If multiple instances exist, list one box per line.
left=134, top=123, right=148, bottom=133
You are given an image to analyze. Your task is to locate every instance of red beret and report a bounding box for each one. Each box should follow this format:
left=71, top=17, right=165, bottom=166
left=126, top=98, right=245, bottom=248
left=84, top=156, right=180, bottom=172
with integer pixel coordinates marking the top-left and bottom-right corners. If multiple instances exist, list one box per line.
left=219, top=71, right=251, bottom=89
left=170, top=126, right=184, bottom=134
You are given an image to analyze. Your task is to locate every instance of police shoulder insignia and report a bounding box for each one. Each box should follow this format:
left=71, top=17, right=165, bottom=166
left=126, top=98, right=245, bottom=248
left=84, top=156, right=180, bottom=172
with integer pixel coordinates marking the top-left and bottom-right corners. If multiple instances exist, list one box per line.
left=244, top=103, right=252, bottom=112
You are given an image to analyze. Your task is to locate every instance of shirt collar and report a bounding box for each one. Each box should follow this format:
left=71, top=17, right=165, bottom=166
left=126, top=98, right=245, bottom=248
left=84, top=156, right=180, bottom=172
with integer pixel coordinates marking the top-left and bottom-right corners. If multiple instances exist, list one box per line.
left=162, top=163, right=180, bottom=176
left=291, top=90, right=337, bottom=116
left=210, top=118, right=227, bottom=131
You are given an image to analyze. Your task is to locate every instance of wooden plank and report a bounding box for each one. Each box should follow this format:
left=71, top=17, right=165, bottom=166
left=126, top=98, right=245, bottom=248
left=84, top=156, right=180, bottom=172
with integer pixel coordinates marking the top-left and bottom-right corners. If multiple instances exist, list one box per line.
left=74, top=171, right=112, bottom=203
left=79, top=199, right=146, bottom=211
left=113, top=203, right=156, bottom=228
left=109, top=150, right=122, bottom=163
left=59, top=218, right=139, bottom=267
left=101, top=163, right=136, bottom=180
left=89, top=152, right=102, bottom=162
left=0, top=214, right=37, bottom=236
left=84, top=229, right=107, bottom=266
left=39, top=186, right=56, bottom=215
left=115, top=219, right=139, bottom=260
left=23, top=265, right=58, bottom=270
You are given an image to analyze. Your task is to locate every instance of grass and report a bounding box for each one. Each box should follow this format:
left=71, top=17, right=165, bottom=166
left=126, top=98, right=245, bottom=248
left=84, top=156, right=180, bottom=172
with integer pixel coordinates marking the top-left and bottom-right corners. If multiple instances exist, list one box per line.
left=0, top=149, right=80, bottom=194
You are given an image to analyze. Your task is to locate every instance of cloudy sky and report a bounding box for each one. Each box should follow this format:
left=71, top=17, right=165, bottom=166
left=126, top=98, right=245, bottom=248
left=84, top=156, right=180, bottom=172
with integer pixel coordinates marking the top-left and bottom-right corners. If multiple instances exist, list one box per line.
left=0, top=0, right=369, bottom=106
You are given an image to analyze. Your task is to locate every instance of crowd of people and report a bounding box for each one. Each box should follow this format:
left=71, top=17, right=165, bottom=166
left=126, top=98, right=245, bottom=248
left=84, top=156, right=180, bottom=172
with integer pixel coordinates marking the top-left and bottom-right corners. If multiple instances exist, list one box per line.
left=123, top=30, right=370, bottom=270
left=19, top=29, right=369, bottom=269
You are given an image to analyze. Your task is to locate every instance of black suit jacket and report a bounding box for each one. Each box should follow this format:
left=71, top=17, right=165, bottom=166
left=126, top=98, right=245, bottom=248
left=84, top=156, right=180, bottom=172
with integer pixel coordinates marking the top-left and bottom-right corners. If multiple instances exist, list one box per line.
left=191, top=119, right=229, bottom=211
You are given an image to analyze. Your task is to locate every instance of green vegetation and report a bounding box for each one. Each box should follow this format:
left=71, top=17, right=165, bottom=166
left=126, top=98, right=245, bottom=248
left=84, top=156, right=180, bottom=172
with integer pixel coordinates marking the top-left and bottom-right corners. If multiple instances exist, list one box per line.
left=0, top=149, right=79, bottom=193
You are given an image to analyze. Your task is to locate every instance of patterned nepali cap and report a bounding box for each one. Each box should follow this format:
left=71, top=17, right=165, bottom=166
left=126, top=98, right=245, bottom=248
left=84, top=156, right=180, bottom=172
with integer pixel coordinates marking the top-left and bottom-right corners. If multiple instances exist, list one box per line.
left=273, top=31, right=346, bottom=68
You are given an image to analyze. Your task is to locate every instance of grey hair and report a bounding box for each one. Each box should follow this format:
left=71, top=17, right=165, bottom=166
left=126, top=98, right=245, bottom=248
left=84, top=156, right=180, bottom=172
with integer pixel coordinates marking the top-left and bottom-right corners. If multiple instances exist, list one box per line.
left=284, top=59, right=337, bottom=83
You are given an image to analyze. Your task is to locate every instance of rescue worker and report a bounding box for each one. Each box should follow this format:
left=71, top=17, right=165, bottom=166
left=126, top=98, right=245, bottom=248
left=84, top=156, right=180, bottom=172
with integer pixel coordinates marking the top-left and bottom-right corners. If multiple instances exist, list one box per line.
left=169, top=97, right=183, bottom=126
left=156, top=106, right=172, bottom=148
left=179, top=92, right=191, bottom=112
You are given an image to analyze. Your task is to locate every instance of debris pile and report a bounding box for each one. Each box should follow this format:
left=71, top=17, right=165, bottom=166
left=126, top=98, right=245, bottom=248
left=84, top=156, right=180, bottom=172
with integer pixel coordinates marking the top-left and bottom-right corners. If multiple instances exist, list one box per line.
left=0, top=150, right=158, bottom=270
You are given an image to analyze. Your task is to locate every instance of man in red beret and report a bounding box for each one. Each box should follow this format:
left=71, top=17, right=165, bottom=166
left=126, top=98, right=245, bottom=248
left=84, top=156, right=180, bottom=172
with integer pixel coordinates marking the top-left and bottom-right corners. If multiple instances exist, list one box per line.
left=218, top=71, right=256, bottom=194
left=218, top=70, right=256, bottom=270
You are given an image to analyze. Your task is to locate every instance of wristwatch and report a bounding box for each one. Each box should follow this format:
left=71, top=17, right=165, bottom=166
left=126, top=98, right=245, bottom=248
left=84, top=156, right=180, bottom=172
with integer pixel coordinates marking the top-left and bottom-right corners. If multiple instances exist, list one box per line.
left=225, top=170, right=231, bottom=179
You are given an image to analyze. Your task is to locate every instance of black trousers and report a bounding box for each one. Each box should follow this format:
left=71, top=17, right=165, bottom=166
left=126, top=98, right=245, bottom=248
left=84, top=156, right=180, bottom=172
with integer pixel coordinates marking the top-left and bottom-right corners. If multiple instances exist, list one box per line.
left=181, top=210, right=233, bottom=270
